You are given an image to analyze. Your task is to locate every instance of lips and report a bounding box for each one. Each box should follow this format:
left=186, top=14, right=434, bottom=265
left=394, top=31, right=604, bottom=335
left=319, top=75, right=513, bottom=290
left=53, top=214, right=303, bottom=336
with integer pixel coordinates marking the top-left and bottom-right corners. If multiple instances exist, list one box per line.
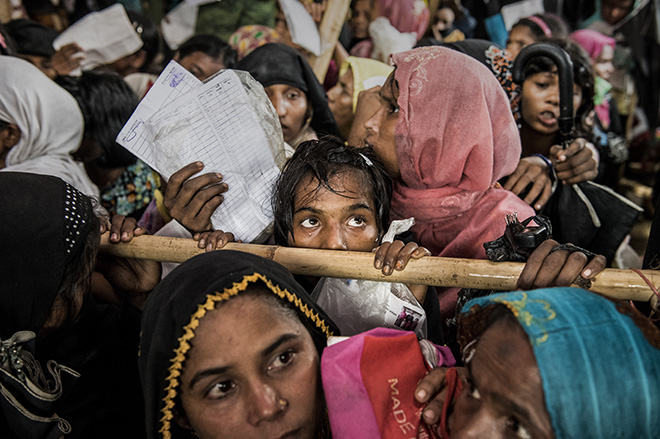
left=272, top=427, right=301, bottom=439
left=538, top=110, right=558, bottom=127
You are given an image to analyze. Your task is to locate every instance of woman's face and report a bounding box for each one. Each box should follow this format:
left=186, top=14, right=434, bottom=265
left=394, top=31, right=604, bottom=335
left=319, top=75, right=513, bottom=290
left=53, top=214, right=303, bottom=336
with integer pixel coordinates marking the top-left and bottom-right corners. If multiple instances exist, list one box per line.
left=288, top=171, right=379, bottom=251
left=601, top=0, right=635, bottom=25
left=327, top=68, right=355, bottom=139
left=521, top=71, right=583, bottom=136
left=178, top=292, right=322, bottom=439
left=363, top=73, right=400, bottom=178
left=506, top=25, right=537, bottom=60
left=350, top=0, right=372, bottom=40
left=448, top=321, right=554, bottom=439
left=593, top=45, right=614, bottom=81
left=266, top=84, right=309, bottom=144
left=175, top=51, right=225, bottom=81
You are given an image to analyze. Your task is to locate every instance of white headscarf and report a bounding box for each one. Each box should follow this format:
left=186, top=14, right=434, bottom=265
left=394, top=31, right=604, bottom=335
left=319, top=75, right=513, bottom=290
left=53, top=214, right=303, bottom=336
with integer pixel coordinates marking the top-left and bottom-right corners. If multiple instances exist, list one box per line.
left=0, top=57, right=99, bottom=197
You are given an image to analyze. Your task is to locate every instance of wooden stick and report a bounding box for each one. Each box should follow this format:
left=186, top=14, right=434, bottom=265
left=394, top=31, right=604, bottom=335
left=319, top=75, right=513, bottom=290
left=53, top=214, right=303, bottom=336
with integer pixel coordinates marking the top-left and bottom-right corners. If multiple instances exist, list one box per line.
left=309, top=0, right=351, bottom=82
left=99, top=234, right=660, bottom=302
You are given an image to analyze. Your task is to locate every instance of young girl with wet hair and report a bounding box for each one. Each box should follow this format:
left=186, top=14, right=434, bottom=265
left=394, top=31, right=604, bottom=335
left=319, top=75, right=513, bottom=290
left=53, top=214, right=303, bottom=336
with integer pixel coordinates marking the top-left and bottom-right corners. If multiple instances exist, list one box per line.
left=198, top=136, right=444, bottom=343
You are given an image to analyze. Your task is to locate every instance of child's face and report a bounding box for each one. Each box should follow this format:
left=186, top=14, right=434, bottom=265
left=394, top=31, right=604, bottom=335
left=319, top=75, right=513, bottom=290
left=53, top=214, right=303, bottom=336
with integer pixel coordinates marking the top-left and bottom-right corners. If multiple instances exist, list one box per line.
left=288, top=171, right=379, bottom=252
left=506, top=25, right=537, bottom=60
left=593, top=45, right=614, bottom=81
left=521, top=71, right=583, bottom=136
left=434, top=7, right=455, bottom=32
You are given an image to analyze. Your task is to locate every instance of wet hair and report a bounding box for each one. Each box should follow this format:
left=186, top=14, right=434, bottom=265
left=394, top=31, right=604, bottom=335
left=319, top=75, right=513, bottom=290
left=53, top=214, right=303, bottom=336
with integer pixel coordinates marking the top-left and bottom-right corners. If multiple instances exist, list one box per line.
left=177, top=34, right=238, bottom=69
left=272, top=136, right=392, bottom=246
left=521, top=38, right=595, bottom=138
left=56, top=71, right=139, bottom=168
left=127, top=10, right=159, bottom=72
left=511, top=13, right=570, bottom=41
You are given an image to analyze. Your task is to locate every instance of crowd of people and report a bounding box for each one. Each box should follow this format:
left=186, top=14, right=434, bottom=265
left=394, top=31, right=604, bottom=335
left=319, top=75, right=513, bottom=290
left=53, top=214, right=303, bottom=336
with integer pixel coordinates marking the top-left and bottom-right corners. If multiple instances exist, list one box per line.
left=1, top=0, right=660, bottom=438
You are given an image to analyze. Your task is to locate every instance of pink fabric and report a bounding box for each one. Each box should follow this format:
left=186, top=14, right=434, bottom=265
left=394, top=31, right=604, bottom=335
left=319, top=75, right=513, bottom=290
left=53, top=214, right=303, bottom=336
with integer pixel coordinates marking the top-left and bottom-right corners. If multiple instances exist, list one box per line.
left=321, top=328, right=455, bottom=439
left=595, top=101, right=611, bottom=128
left=391, top=47, right=534, bottom=260
left=379, top=0, right=430, bottom=40
left=570, top=29, right=616, bottom=61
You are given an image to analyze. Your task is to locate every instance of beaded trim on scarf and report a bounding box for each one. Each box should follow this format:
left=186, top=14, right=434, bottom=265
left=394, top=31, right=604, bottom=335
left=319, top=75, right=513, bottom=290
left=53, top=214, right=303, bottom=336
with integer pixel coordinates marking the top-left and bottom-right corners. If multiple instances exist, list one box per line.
left=158, top=272, right=335, bottom=439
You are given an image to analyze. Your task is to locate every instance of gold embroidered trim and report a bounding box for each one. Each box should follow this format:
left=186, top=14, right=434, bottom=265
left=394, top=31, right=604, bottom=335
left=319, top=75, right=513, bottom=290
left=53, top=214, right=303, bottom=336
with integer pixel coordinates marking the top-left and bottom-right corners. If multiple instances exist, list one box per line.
left=158, top=272, right=334, bottom=439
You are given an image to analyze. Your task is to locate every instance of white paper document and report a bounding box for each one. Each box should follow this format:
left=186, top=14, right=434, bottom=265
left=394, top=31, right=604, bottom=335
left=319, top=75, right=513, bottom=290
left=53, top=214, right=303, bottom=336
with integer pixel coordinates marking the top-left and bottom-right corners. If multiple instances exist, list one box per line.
left=117, top=62, right=280, bottom=242
left=501, top=0, right=545, bottom=30
left=161, top=2, right=198, bottom=50
left=53, top=4, right=143, bottom=72
left=279, top=0, right=321, bottom=56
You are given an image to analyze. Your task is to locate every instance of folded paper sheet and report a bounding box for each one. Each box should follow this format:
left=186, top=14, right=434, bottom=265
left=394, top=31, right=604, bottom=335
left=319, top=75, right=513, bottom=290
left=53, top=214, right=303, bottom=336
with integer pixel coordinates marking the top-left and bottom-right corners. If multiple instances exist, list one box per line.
left=117, top=61, right=285, bottom=242
left=53, top=4, right=142, bottom=73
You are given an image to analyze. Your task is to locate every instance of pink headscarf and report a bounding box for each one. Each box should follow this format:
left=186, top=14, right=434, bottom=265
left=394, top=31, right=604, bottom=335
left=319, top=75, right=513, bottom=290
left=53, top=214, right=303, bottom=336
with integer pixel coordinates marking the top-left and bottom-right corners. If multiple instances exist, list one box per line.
left=379, top=0, right=430, bottom=40
left=390, top=47, right=534, bottom=316
left=570, top=29, right=615, bottom=60
left=391, top=46, right=533, bottom=259
left=571, top=29, right=616, bottom=127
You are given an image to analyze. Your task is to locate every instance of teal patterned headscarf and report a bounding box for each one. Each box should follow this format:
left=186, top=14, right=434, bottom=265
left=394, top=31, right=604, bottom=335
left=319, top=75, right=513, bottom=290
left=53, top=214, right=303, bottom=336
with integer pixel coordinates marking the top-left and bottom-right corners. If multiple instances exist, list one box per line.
left=459, top=287, right=660, bottom=439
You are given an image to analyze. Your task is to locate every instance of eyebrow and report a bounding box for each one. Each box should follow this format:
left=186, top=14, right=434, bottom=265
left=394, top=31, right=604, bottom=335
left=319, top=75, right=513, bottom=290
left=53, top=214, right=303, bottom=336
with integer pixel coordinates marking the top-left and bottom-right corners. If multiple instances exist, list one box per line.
left=294, top=202, right=373, bottom=216
left=188, top=333, right=301, bottom=390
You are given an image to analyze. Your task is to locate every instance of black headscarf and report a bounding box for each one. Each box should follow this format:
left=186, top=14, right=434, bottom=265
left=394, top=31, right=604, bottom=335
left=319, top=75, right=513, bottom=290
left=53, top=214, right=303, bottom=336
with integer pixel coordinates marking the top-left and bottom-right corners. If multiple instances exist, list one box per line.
left=0, top=171, right=93, bottom=339
left=4, top=19, right=57, bottom=57
left=235, top=43, right=341, bottom=139
left=139, top=250, right=339, bottom=439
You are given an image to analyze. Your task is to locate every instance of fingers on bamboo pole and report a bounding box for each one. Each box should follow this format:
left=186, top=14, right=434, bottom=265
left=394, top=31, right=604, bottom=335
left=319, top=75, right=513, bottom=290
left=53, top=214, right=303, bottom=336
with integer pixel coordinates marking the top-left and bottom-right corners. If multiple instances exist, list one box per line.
left=98, top=234, right=658, bottom=302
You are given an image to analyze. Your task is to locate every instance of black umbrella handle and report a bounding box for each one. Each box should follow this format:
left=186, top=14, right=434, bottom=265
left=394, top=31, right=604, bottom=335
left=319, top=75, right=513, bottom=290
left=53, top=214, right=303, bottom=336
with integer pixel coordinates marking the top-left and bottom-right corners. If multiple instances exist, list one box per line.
left=512, top=42, right=575, bottom=146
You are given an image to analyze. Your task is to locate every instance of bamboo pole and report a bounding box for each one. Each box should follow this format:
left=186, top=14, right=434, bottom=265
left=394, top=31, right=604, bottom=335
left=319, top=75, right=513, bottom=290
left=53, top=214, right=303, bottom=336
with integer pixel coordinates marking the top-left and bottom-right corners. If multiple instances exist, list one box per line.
left=309, top=0, right=351, bottom=82
left=99, top=234, right=660, bottom=303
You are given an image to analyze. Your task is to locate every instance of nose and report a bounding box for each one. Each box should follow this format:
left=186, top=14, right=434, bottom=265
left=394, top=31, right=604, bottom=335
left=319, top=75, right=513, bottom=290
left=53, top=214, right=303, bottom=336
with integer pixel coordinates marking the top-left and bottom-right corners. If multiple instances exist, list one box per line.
left=271, top=94, right=287, bottom=117
left=319, top=223, right=348, bottom=250
left=247, top=381, right=286, bottom=425
left=327, top=85, right=340, bottom=103
left=546, top=89, right=560, bottom=107
left=363, top=108, right=380, bottom=136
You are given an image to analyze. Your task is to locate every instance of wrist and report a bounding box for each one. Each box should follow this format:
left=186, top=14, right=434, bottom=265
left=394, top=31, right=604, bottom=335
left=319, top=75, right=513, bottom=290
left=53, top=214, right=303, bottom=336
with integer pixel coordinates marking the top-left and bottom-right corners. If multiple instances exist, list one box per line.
left=531, top=153, right=553, bottom=170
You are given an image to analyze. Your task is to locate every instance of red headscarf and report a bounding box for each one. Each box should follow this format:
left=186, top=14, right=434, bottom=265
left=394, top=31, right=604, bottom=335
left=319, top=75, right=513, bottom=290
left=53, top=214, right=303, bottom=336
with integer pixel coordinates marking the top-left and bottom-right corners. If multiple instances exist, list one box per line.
left=391, top=46, right=533, bottom=258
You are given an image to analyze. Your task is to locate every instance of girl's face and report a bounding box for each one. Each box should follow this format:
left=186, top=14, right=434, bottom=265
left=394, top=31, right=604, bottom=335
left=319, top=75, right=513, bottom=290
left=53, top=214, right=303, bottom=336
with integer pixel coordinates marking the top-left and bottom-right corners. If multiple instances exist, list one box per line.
left=327, top=68, right=355, bottom=139
left=506, top=25, right=537, bottom=60
left=178, top=293, right=322, bottom=439
left=448, top=322, right=553, bottom=439
left=521, top=71, right=583, bottom=136
left=434, top=7, right=455, bottom=32
left=266, top=84, right=309, bottom=144
left=288, top=171, right=379, bottom=251
left=593, top=45, right=614, bottom=81
left=364, top=73, right=400, bottom=178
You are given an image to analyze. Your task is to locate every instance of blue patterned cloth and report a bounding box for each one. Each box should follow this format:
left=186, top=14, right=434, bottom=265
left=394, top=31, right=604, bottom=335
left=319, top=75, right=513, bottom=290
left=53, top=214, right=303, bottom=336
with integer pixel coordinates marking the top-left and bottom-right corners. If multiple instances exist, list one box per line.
left=461, top=287, right=660, bottom=439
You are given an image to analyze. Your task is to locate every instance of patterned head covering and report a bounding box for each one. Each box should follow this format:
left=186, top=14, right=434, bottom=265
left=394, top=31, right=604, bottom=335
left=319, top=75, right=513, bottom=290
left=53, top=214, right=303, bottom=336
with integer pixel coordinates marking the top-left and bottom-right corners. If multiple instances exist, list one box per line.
left=0, top=172, right=94, bottom=339
left=390, top=46, right=533, bottom=259
left=229, top=24, right=282, bottom=60
left=139, top=250, right=339, bottom=439
left=459, top=288, right=660, bottom=439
